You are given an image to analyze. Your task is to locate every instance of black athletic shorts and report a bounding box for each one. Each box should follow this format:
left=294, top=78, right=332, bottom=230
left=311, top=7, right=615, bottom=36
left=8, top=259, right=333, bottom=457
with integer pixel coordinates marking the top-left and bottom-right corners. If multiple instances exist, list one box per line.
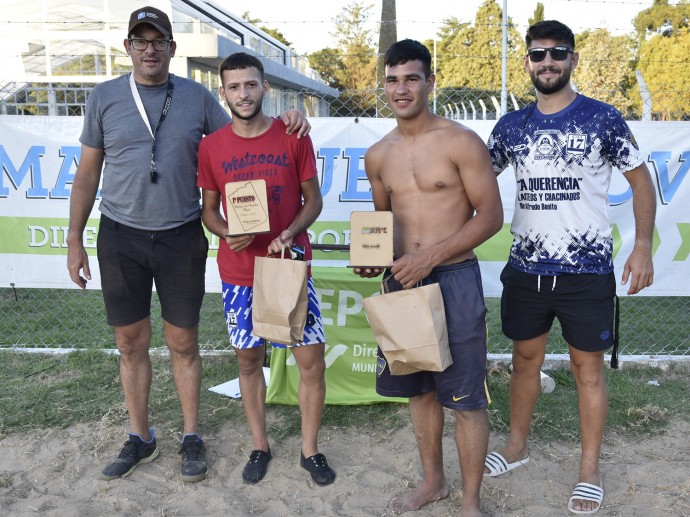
left=500, top=264, right=616, bottom=352
left=375, top=259, right=491, bottom=411
left=97, top=215, right=208, bottom=328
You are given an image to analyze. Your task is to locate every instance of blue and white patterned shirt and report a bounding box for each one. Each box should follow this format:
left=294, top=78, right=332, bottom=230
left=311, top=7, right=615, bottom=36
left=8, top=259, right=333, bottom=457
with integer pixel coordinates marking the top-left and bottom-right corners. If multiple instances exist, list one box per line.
left=488, top=94, right=643, bottom=275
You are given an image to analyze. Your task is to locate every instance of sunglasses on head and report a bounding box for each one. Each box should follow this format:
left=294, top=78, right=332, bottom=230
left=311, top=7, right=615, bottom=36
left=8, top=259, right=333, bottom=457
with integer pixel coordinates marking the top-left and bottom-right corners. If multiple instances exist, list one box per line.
left=527, top=46, right=573, bottom=62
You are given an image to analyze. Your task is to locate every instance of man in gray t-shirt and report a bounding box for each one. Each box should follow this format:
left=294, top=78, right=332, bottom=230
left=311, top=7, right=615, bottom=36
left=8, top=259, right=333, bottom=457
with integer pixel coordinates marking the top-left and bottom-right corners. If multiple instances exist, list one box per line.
left=66, top=5, right=310, bottom=484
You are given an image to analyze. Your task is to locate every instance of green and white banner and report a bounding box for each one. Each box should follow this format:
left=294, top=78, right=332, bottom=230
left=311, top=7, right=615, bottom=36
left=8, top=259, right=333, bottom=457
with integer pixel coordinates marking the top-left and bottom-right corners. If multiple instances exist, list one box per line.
left=266, top=266, right=406, bottom=405
left=1, top=116, right=688, bottom=295
left=2, top=115, right=689, bottom=404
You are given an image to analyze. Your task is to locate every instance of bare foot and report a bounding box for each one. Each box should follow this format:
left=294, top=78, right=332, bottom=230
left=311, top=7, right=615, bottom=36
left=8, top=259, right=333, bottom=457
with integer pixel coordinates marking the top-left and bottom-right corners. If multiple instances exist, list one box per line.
left=459, top=507, right=483, bottom=517
left=388, top=482, right=450, bottom=513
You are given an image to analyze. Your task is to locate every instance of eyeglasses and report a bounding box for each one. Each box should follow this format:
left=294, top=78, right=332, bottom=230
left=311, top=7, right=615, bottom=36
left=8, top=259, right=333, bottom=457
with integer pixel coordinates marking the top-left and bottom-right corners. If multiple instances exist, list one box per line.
left=527, top=46, right=573, bottom=63
left=129, top=38, right=172, bottom=51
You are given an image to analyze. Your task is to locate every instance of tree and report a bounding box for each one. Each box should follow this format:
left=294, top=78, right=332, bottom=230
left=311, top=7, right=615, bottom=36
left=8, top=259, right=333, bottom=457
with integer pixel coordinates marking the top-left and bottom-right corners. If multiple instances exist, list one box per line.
left=572, top=29, right=636, bottom=115
left=308, top=48, right=346, bottom=89
left=528, top=2, right=544, bottom=27
left=633, top=0, right=690, bottom=39
left=633, top=0, right=690, bottom=119
left=332, top=1, right=377, bottom=91
left=308, top=1, right=377, bottom=116
left=435, top=1, right=531, bottom=98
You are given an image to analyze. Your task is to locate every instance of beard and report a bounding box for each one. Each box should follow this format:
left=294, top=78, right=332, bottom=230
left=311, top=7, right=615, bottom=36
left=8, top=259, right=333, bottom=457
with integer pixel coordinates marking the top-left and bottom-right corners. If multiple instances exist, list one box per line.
left=530, top=66, right=572, bottom=95
left=228, top=98, right=263, bottom=121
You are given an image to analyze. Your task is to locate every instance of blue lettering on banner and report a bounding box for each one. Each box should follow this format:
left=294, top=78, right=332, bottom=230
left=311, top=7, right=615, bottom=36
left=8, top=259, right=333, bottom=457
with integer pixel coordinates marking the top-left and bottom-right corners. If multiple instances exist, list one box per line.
left=317, top=147, right=339, bottom=198
left=0, top=145, right=48, bottom=198
left=51, top=146, right=81, bottom=199
left=0, top=144, right=85, bottom=199
left=648, top=151, right=690, bottom=206
left=340, top=147, right=371, bottom=202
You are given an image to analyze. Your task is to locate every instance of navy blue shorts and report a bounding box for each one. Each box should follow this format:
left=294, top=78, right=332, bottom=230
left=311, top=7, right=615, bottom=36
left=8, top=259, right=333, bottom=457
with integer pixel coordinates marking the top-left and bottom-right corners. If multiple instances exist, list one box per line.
left=500, top=264, right=616, bottom=352
left=375, top=259, right=491, bottom=411
left=97, top=215, right=208, bottom=328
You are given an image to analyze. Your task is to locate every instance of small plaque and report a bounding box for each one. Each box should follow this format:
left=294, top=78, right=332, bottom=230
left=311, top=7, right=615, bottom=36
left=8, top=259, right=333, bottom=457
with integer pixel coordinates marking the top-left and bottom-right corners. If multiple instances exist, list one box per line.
left=349, top=211, right=393, bottom=267
left=225, top=179, right=271, bottom=236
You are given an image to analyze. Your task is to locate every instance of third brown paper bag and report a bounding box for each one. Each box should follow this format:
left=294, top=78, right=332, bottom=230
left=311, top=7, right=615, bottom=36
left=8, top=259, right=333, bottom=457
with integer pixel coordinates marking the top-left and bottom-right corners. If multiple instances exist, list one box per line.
left=252, top=250, right=308, bottom=345
left=362, top=280, right=452, bottom=375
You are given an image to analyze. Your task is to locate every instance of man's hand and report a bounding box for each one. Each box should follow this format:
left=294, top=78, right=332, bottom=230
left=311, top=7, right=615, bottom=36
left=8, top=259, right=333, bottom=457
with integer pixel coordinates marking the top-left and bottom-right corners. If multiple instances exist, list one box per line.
left=280, top=110, right=310, bottom=138
left=268, top=229, right=294, bottom=255
left=226, top=234, right=255, bottom=252
left=621, top=245, right=654, bottom=295
left=353, top=267, right=385, bottom=279
left=390, top=251, right=434, bottom=289
left=66, top=237, right=91, bottom=289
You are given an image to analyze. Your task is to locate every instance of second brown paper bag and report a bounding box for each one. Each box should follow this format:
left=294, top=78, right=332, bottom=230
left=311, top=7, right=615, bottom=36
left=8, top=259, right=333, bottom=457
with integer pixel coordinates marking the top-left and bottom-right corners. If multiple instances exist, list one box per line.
left=362, top=281, right=452, bottom=375
left=252, top=250, right=308, bottom=345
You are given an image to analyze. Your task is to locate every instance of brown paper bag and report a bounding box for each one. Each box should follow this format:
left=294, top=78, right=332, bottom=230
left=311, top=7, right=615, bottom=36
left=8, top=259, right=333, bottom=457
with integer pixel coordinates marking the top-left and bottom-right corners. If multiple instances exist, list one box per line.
left=362, top=280, right=452, bottom=375
left=252, top=249, right=308, bottom=345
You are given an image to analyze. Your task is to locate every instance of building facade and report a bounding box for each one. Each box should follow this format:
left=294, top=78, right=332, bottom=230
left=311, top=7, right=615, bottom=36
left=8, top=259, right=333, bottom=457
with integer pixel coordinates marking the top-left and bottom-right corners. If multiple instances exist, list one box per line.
left=0, top=0, right=337, bottom=116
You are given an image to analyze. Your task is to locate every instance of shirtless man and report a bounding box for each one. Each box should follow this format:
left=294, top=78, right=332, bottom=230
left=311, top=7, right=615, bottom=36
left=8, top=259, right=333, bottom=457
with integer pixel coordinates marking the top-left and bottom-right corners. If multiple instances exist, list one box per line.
left=355, top=39, right=503, bottom=516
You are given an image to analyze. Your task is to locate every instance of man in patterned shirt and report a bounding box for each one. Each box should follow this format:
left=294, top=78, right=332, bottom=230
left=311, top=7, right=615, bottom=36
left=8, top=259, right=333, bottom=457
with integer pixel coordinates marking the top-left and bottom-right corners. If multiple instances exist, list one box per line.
left=484, top=20, right=656, bottom=514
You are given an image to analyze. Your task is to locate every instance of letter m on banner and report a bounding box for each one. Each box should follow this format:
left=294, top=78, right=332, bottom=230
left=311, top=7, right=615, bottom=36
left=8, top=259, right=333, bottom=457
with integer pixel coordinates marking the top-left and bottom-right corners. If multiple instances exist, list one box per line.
left=0, top=145, right=48, bottom=198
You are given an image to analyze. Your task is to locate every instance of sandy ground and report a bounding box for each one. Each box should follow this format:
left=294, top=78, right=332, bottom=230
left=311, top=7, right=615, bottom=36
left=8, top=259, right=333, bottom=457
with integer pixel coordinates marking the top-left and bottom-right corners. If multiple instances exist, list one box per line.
left=1, top=411, right=689, bottom=517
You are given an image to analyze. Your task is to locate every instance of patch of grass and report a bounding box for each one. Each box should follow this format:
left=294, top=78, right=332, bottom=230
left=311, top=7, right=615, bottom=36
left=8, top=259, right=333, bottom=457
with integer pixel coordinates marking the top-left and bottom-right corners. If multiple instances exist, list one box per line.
left=1, top=351, right=689, bottom=449
left=486, top=363, right=690, bottom=442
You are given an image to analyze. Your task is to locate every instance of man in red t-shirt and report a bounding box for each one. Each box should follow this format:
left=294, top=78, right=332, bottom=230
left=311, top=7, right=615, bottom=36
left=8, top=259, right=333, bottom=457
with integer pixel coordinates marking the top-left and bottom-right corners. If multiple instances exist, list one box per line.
left=197, top=52, right=334, bottom=486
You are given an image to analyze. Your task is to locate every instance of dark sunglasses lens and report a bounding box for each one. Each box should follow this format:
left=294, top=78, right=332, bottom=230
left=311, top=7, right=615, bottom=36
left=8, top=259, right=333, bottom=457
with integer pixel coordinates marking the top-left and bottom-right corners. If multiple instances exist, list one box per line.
left=529, top=49, right=547, bottom=62
left=551, top=48, right=570, bottom=60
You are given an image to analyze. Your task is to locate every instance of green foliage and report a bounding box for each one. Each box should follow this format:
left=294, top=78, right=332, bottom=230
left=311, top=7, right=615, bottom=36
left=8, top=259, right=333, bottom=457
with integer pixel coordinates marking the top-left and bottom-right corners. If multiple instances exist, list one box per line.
left=434, top=1, right=531, bottom=99
left=528, top=2, right=545, bottom=28
left=308, top=48, right=346, bottom=89
left=637, top=29, right=690, bottom=120
left=573, top=29, right=637, bottom=116
left=309, top=1, right=377, bottom=116
left=332, top=1, right=377, bottom=90
left=633, top=0, right=690, bottom=38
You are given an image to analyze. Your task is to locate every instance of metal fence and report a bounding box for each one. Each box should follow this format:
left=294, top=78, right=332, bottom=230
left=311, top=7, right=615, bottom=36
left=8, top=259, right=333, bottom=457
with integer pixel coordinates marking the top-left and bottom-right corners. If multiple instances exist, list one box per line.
left=1, top=82, right=689, bottom=356
left=1, top=287, right=688, bottom=356
left=2, top=82, right=689, bottom=120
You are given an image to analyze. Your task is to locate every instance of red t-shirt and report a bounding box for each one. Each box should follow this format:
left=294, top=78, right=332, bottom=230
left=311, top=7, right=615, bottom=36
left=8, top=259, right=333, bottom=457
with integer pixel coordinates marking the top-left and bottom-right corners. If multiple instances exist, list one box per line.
left=197, top=118, right=317, bottom=286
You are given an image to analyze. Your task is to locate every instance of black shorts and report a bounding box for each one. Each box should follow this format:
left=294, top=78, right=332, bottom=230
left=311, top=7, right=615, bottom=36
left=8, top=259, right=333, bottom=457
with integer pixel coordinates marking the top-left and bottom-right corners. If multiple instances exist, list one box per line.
left=97, top=215, right=208, bottom=328
left=500, top=264, right=616, bottom=352
left=375, top=259, right=490, bottom=411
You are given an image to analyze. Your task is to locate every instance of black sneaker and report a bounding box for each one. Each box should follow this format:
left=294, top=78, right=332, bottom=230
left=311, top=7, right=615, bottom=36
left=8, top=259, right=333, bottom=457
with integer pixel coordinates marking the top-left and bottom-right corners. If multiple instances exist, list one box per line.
left=100, top=432, right=159, bottom=480
left=300, top=452, right=336, bottom=486
left=242, top=448, right=272, bottom=484
left=178, top=434, right=208, bottom=482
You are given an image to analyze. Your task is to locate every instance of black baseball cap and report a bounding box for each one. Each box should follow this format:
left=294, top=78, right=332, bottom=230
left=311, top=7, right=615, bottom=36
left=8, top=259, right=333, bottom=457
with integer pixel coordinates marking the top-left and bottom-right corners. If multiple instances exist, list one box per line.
left=128, top=6, right=173, bottom=39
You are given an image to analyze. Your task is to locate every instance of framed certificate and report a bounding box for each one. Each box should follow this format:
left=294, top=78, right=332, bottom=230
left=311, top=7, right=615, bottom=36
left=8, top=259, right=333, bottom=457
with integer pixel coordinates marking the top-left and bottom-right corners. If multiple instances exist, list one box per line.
left=225, top=179, right=271, bottom=236
left=349, top=211, right=393, bottom=267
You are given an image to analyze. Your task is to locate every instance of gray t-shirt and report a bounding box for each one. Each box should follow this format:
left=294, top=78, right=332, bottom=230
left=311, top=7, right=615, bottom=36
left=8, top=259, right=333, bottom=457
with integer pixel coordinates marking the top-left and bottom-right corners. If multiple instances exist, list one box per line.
left=80, top=74, right=230, bottom=230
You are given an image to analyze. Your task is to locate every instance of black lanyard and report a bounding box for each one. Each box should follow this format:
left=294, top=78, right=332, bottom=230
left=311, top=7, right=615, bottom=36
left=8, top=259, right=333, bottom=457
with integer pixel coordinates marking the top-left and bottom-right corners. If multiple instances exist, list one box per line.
left=149, top=75, right=175, bottom=183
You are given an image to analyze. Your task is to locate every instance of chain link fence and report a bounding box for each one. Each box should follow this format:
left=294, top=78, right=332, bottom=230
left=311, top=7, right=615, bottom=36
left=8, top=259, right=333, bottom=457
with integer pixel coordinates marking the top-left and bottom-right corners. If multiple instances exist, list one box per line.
left=2, top=82, right=689, bottom=120
left=1, top=82, right=689, bottom=356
